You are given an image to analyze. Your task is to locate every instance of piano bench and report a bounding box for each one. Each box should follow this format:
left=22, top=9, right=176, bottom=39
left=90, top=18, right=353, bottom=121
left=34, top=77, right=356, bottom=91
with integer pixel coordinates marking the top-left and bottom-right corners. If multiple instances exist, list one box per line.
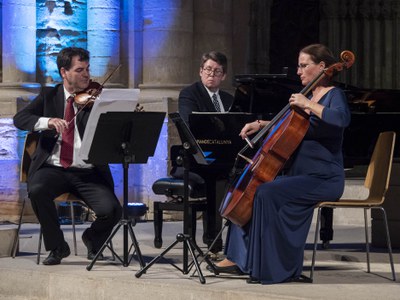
left=152, top=177, right=207, bottom=248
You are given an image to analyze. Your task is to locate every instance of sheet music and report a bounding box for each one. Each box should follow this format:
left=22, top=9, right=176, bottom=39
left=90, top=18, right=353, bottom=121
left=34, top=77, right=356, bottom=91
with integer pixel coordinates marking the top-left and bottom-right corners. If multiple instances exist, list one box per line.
left=79, top=88, right=139, bottom=161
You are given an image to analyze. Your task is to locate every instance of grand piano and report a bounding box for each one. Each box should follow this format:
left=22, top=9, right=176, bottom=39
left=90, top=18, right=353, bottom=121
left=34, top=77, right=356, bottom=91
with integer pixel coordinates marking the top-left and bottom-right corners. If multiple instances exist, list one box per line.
left=186, top=73, right=400, bottom=187
left=230, top=73, right=400, bottom=168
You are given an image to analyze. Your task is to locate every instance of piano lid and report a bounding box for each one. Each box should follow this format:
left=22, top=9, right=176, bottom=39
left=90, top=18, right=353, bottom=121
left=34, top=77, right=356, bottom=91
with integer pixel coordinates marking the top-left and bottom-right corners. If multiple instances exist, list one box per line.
left=231, top=73, right=302, bottom=117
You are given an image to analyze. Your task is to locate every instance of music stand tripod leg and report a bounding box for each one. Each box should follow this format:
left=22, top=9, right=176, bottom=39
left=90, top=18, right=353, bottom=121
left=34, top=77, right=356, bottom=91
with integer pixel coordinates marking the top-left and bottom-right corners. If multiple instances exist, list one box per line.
left=127, top=220, right=146, bottom=268
left=87, top=146, right=146, bottom=270
left=182, top=234, right=206, bottom=284
left=134, top=233, right=206, bottom=284
left=135, top=155, right=208, bottom=283
left=135, top=238, right=181, bottom=276
left=86, top=221, right=122, bottom=270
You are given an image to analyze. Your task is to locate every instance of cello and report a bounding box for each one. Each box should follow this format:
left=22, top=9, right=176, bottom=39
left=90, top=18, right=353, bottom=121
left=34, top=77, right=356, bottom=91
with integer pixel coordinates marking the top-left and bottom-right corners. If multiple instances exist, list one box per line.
left=220, top=50, right=355, bottom=227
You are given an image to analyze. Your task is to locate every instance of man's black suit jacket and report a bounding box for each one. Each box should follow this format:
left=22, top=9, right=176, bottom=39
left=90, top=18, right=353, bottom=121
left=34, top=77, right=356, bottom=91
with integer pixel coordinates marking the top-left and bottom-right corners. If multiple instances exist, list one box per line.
left=13, top=84, right=114, bottom=189
left=178, top=81, right=234, bottom=123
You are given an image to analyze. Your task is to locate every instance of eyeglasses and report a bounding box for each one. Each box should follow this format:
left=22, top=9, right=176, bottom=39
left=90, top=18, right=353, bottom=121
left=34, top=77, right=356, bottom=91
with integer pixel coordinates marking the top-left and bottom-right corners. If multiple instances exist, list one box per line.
left=202, top=67, right=224, bottom=77
left=297, top=63, right=316, bottom=70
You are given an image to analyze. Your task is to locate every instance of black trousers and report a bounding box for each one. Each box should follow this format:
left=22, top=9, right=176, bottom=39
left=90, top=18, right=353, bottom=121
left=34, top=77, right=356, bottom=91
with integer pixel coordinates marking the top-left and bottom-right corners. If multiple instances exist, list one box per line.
left=202, top=178, right=229, bottom=246
left=28, top=165, right=122, bottom=251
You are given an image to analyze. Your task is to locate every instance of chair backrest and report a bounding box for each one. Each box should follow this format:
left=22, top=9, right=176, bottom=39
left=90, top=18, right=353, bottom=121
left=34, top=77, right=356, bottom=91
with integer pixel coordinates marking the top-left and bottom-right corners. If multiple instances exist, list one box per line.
left=19, top=132, right=82, bottom=202
left=20, top=132, right=39, bottom=183
left=364, top=131, right=396, bottom=204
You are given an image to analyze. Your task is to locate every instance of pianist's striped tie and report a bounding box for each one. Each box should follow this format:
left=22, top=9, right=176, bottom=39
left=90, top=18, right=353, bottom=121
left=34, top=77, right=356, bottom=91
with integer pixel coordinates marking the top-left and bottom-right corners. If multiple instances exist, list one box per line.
left=212, top=93, right=221, bottom=112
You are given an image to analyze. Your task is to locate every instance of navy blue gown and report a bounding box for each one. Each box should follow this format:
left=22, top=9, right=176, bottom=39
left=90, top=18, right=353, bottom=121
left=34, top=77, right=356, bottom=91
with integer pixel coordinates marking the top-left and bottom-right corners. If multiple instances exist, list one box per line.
left=224, top=87, right=351, bottom=284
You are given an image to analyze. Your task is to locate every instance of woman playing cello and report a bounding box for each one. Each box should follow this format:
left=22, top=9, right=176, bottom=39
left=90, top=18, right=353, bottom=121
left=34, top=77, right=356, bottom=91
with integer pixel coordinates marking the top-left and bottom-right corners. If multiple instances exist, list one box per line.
left=207, top=44, right=352, bottom=284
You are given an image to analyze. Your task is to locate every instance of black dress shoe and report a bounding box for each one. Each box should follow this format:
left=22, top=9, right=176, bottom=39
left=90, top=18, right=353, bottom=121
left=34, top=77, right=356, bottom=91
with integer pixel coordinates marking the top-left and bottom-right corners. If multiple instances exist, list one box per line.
left=87, top=250, right=104, bottom=261
left=82, top=229, right=104, bottom=261
left=285, top=274, right=313, bottom=283
left=246, top=277, right=261, bottom=284
left=206, top=263, right=245, bottom=275
left=43, top=241, right=70, bottom=265
left=321, top=240, right=330, bottom=250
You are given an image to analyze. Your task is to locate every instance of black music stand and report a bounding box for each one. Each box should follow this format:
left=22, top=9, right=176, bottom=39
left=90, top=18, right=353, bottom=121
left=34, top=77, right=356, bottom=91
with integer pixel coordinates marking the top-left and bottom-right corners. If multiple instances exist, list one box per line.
left=135, top=112, right=214, bottom=284
left=85, top=111, right=165, bottom=270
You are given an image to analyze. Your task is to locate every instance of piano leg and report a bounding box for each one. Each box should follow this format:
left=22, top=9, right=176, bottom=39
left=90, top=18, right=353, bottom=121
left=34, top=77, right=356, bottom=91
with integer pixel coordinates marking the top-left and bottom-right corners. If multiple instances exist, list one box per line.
left=153, top=202, right=163, bottom=248
left=202, top=177, right=227, bottom=253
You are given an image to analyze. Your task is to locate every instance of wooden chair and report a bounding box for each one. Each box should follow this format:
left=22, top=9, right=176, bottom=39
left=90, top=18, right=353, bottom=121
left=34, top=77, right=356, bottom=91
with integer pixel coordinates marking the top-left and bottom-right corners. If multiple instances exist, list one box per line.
left=12, top=132, right=88, bottom=264
left=310, top=131, right=397, bottom=281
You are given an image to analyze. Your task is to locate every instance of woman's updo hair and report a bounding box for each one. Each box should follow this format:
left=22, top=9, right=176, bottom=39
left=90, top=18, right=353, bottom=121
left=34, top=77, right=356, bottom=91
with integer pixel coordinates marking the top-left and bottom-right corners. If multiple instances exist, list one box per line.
left=300, top=44, right=337, bottom=67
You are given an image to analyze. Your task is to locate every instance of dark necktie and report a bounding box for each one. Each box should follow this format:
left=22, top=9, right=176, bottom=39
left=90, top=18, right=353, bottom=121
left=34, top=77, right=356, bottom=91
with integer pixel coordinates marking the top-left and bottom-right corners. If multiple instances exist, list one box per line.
left=212, top=93, right=221, bottom=112
left=60, top=96, right=75, bottom=168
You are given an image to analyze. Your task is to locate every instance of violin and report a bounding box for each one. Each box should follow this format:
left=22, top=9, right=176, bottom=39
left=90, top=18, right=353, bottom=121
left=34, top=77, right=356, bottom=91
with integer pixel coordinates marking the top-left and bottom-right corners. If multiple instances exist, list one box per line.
left=73, top=64, right=121, bottom=109
left=73, top=80, right=103, bottom=108
left=65, top=65, right=119, bottom=126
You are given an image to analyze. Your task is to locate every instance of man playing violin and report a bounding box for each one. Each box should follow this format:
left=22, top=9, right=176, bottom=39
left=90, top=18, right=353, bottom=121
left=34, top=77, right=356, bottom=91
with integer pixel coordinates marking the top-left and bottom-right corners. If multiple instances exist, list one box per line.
left=13, top=47, right=122, bottom=265
left=208, top=44, right=351, bottom=284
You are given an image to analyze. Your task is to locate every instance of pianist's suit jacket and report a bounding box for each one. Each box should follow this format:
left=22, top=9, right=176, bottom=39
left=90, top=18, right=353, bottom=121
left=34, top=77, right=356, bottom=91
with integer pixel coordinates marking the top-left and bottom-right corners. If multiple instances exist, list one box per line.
left=178, top=81, right=234, bottom=123
left=13, top=84, right=114, bottom=190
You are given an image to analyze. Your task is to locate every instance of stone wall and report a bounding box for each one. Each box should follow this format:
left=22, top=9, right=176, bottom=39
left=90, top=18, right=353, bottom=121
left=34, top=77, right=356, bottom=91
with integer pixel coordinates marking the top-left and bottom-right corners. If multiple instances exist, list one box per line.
left=2, top=0, right=397, bottom=229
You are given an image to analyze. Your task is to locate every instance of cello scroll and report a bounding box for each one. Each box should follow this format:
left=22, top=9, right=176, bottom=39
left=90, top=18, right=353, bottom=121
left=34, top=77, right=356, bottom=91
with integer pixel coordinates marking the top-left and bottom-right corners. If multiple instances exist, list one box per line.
left=324, top=50, right=355, bottom=77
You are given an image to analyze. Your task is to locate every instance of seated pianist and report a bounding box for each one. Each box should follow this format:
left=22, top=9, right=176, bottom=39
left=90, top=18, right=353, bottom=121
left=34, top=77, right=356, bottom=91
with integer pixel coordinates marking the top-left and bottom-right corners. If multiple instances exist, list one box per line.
left=176, top=50, right=234, bottom=253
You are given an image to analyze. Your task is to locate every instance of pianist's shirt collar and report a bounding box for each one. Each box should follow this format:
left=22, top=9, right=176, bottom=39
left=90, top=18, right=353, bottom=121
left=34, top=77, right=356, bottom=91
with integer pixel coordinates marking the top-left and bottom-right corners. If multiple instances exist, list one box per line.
left=203, top=85, right=219, bottom=99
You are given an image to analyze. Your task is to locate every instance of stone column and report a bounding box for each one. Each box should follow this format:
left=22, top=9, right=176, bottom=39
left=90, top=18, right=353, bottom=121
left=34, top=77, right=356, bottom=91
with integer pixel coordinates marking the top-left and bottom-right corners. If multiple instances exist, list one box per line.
left=392, top=0, right=400, bottom=89
left=121, top=0, right=143, bottom=88
left=348, top=0, right=360, bottom=86
left=231, top=0, right=252, bottom=75
left=2, top=0, right=36, bottom=83
left=319, top=0, right=400, bottom=89
left=371, top=1, right=382, bottom=87
left=139, top=1, right=194, bottom=211
left=36, top=0, right=87, bottom=83
left=1, top=1, right=40, bottom=225
left=381, top=0, right=393, bottom=88
left=140, top=0, right=194, bottom=101
left=87, top=0, right=121, bottom=83
left=193, top=0, right=233, bottom=90
left=247, top=0, right=272, bottom=74
left=320, top=1, right=340, bottom=56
